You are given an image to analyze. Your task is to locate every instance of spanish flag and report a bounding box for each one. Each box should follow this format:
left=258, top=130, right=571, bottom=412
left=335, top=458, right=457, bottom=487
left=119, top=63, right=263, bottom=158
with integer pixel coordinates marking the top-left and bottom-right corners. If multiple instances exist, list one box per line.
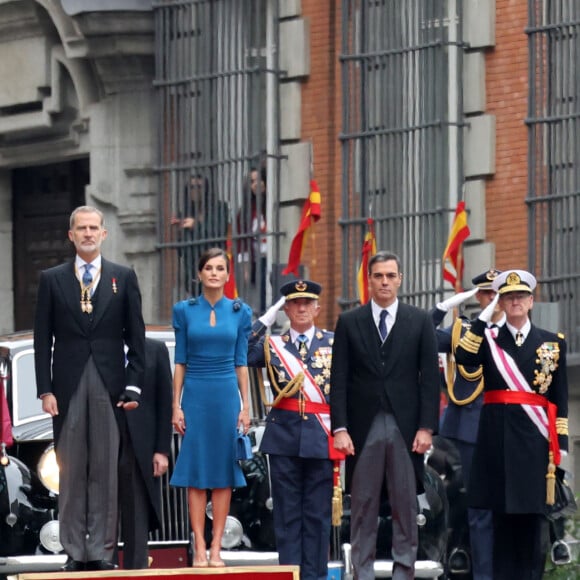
left=224, top=236, right=238, bottom=299
left=442, top=201, right=470, bottom=291
left=282, top=180, right=322, bottom=276
left=357, top=218, right=377, bottom=304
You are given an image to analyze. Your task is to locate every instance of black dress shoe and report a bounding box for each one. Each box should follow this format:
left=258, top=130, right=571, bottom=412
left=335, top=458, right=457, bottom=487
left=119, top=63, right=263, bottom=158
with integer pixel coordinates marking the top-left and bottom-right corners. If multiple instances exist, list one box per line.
left=86, top=560, right=116, bottom=571
left=61, top=560, right=85, bottom=572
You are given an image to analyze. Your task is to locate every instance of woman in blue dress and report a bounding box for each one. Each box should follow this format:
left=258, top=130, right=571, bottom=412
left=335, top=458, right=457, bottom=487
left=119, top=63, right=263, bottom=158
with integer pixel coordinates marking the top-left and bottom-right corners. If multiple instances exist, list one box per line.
left=170, top=247, right=252, bottom=567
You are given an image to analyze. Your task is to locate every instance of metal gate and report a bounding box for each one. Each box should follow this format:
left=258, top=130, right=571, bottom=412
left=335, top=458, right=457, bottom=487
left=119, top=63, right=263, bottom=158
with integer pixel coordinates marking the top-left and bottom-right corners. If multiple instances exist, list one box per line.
left=527, top=1, right=580, bottom=357
left=339, top=0, right=464, bottom=310
left=154, top=0, right=282, bottom=319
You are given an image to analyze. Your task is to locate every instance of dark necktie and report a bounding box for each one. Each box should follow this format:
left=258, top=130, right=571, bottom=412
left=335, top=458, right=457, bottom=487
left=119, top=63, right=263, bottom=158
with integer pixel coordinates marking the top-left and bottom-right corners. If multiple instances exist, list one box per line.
left=83, top=264, right=93, bottom=287
left=515, top=331, right=524, bottom=347
left=379, top=309, right=388, bottom=341
left=297, top=334, right=308, bottom=359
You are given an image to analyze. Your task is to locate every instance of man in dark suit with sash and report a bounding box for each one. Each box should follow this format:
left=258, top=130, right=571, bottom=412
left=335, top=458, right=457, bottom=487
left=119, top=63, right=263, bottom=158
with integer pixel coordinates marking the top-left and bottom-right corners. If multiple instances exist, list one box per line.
left=330, top=251, right=440, bottom=580
left=456, top=269, right=568, bottom=580
left=34, top=205, right=145, bottom=571
left=248, top=280, right=338, bottom=580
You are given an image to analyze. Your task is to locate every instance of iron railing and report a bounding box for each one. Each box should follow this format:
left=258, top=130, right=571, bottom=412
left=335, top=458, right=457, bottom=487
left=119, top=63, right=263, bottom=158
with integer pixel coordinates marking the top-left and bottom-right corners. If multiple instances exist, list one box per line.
left=339, top=0, right=464, bottom=311
left=153, top=0, right=282, bottom=320
left=527, top=1, right=580, bottom=358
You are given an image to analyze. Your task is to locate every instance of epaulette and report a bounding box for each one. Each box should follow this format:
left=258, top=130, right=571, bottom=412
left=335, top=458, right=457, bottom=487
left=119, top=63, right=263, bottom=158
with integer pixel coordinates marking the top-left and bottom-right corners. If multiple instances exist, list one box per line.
left=558, top=332, right=565, bottom=340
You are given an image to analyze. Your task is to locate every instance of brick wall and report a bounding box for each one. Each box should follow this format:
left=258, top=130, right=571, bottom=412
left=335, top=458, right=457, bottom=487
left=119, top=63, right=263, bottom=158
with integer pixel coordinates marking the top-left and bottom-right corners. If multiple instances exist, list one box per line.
left=485, top=0, right=530, bottom=269
left=298, top=0, right=343, bottom=329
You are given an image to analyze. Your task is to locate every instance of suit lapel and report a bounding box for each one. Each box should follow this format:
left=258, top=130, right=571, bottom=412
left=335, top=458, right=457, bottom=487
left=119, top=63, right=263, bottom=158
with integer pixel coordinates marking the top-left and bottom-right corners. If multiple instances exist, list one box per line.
left=55, top=262, right=87, bottom=331
left=90, top=259, right=114, bottom=328
left=355, top=304, right=382, bottom=373
left=380, top=303, right=410, bottom=376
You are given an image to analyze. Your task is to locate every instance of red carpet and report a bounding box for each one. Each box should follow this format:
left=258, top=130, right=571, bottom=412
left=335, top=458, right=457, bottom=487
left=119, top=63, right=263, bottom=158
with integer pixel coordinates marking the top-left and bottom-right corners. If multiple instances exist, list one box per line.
left=17, top=566, right=299, bottom=580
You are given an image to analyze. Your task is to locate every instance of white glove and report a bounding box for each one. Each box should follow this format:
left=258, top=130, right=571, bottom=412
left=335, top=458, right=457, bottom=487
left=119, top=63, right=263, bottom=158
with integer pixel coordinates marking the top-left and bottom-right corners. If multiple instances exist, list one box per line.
left=437, top=287, right=478, bottom=312
left=478, top=293, right=500, bottom=323
left=258, top=296, right=286, bottom=327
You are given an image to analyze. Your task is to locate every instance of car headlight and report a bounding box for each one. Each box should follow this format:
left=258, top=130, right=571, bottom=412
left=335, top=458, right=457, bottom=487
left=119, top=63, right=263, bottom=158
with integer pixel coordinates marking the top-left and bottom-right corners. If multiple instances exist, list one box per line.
left=221, top=515, right=243, bottom=549
left=39, top=520, right=63, bottom=553
left=37, top=444, right=59, bottom=494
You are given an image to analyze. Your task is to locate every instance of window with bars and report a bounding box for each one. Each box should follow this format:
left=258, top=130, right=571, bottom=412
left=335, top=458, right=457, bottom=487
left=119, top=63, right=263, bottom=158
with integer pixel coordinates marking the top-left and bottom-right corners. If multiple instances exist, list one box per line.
left=339, top=0, right=463, bottom=310
left=527, top=0, right=580, bottom=356
left=153, top=0, right=281, bottom=318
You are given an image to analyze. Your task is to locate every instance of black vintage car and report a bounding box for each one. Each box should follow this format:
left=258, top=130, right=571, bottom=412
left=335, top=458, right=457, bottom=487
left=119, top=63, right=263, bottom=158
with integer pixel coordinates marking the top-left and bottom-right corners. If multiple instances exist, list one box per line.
left=0, top=329, right=458, bottom=578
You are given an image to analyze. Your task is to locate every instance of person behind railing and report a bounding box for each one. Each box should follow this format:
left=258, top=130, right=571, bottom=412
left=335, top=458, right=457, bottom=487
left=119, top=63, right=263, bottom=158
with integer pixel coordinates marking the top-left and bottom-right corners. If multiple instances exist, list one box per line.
left=236, top=167, right=268, bottom=312
left=170, top=174, right=230, bottom=295
left=170, top=248, right=252, bottom=568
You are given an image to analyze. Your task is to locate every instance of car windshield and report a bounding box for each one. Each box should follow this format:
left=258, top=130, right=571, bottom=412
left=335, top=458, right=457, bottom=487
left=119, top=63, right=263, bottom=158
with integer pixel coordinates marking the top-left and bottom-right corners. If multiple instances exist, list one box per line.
left=12, top=349, right=46, bottom=425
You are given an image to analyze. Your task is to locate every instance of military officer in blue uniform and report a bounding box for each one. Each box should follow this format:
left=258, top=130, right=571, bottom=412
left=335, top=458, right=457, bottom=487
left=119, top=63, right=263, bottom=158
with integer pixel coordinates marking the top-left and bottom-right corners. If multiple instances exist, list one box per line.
left=248, top=279, right=336, bottom=580
left=431, top=269, right=504, bottom=580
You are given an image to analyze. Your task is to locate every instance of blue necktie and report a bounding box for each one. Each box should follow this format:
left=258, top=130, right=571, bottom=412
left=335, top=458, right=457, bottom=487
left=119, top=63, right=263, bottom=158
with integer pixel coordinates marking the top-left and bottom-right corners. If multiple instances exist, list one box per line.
left=297, top=334, right=308, bottom=359
left=82, top=264, right=93, bottom=286
left=379, top=309, right=388, bottom=341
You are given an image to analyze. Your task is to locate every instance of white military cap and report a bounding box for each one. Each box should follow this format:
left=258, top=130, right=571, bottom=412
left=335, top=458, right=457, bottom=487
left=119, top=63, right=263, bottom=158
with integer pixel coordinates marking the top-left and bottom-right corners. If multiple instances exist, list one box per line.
left=492, top=269, right=537, bottom=294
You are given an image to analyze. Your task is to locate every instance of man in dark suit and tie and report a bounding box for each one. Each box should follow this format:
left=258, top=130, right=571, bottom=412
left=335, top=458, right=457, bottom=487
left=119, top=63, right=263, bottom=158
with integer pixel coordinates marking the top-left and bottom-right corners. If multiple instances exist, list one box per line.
left=248, top=280, right=337, bottom=580
left=118, top=337, right=173, bottom=569
left=34, top=205, right=146, bottom=571
left=330, top=251, right=440, bottom=580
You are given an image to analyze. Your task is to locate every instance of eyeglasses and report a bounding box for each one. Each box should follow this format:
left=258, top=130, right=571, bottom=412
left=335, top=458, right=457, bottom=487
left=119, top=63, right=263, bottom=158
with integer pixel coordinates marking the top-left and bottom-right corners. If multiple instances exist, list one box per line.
left=502, top=292, right=532, bottom=302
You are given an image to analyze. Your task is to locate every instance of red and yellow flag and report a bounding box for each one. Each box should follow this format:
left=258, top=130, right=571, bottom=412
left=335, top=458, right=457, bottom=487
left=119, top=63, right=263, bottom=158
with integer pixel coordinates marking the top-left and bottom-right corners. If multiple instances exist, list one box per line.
left=357, top=218, right=377, bottom=304
left=282, top=180, right=322, bottom=276
left=224, top=236, right=238, bottom=299
left=442, top=201, right=470, bottom=291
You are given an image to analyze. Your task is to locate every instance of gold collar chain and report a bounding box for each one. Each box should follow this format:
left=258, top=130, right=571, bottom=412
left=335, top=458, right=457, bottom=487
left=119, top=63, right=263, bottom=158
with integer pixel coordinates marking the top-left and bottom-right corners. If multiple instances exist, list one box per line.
left=75, top=265, right=101, bottom=314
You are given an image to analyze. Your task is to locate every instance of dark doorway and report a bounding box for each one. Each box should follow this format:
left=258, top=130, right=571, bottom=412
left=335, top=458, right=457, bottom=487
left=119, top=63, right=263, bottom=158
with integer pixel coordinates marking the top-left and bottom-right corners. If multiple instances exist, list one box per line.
left=13, top=159, right=89, bottom=330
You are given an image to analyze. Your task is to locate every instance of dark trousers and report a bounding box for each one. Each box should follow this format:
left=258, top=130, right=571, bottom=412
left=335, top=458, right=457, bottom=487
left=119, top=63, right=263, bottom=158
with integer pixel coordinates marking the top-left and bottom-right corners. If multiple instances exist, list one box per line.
left=493, top=513, right=548, bottom=580
left=350, top=412, right=417, bottom=580
left=118, top=419, right=150, bottom=569
left=57, top=357, right=120, bottom=563
left=453, top=439, right=493, bottom=580
left=269, top=454, right=333, bottom=580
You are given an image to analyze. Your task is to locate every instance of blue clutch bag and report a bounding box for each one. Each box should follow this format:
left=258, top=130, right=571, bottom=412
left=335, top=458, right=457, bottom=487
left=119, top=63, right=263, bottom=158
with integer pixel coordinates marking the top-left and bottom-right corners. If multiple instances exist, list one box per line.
left=236, top=430, right=253, bottom=461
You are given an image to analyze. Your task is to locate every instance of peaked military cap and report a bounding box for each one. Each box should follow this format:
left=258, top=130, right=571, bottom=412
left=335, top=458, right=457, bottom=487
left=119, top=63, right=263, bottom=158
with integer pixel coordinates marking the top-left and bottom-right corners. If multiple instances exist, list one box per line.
left=280, top=279, right=322, bottom=301
left=492, top=269, right=537, bottom=294
left=472, top=268, right=502, bottom=290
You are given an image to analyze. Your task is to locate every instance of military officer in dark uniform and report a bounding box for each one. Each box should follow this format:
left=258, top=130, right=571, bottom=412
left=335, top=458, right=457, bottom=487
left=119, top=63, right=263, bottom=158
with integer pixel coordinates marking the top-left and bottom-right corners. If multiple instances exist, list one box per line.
left=456, top=269, right=568, bottom=580
left=431, top=269, right=504, bottom=580
left=248, top=280, right=336, bottom=580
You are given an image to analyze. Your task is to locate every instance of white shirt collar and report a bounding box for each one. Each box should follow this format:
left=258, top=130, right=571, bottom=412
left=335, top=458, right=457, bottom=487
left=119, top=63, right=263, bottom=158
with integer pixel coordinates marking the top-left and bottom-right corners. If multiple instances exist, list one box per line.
left=75, top=255, right=102, bottom=284
left=505, top=318, right=531, bottom=341
left=289, top=326, right=315, bottom=345
left=75, top=254, right=102, bottom=272
left=371, top=299, right=399, bottom=324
